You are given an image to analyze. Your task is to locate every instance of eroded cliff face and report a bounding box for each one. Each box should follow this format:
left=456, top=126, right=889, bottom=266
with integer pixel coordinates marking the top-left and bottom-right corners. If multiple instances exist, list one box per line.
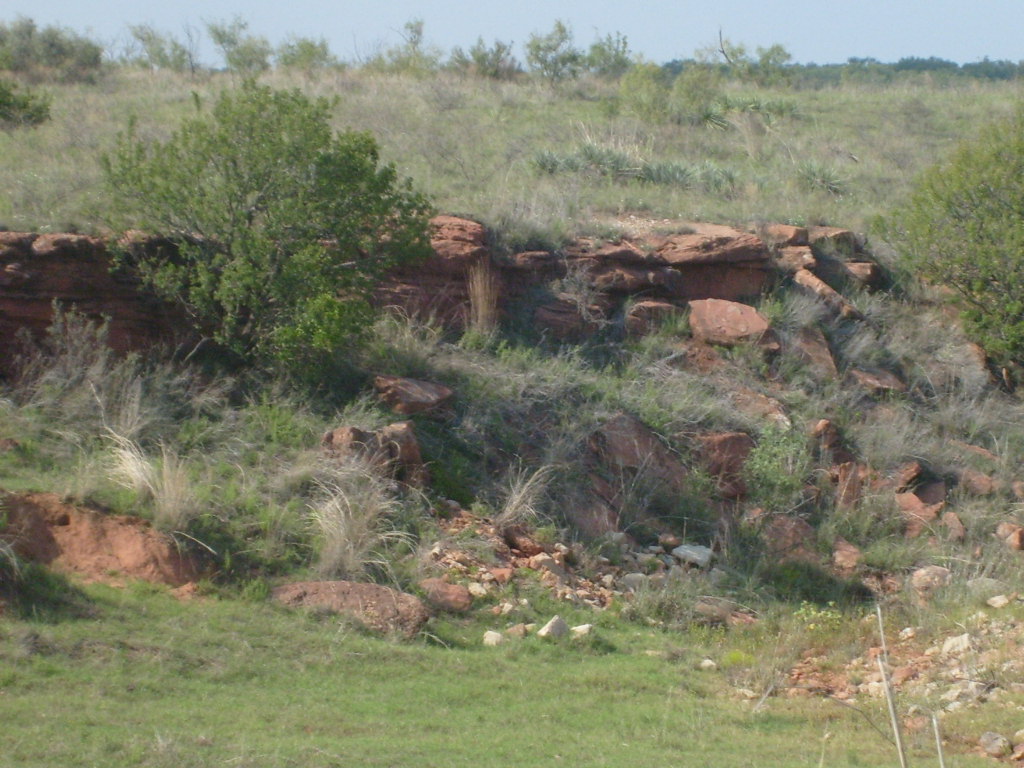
left=1, top=216, right=871, bottom=372
left=0, top=232, right=183, bottom=374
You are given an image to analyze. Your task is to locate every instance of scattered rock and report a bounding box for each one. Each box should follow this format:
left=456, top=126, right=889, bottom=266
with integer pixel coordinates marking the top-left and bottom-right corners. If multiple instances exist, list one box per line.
left=760, top=223, right=809, bottom=247
left=571, top=624, right=593, bottom=638
left=910, top=565, right=951, bottom=603
left=537, top=615, right=569, bottom=639
left=979, top=732, right=1012, bottom=758
left=482, top=630, right=504, bottom=647
left=958, top=468, right=996, bottom=497
left=699, top=658, right=718, bottom=671
left=671, top=544, right=714, bottom=569
left=418, top=577, right=473, bottom=613
left=321, top=421, right=428, bottom=486
left=624, top=299, right=683, bottom=336
left=941, top=633, right=971, bottom=657
left=986, top=594, right=1012, bottom=609
left=505, top=623, right=529, bottom=639
left=695, top=431, right=754, bottom=498
left=848, top=368, right=907, bottom=395
left=373, top=375, right=453, bottom=415
left=271, top=581, right=429, bottom=638
left=589, top=412, right=688, bottom=489
left=788, top=327, right=838, bottom=380
left=896, top=493, right=944, bottom=538
left=941, top=511, right=966, bottom=543
left=774, top=245, right=816, bottom=274
left=793, top=268, right=863, bottom=319
left=832, top=538, right=862, bottom=572
left=760, top=515, right=819, bottom=564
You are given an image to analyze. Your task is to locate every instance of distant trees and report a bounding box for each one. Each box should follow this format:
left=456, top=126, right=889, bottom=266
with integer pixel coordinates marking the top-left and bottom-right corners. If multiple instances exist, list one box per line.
left=0, top=17, right=103, bottom=81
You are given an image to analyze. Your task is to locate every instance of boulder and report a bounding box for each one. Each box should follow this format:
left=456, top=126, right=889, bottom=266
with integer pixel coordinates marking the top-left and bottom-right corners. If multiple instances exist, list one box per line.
left=830, top=461, right=871, bottom=508
left=760, top=515, right=819, bottom=563
left=695, top=431, right=754, bottom=498
left=537, top=615, right=569, bottom=639
left=774, top=245, right=816, bottom=274
left=482, top=630, right=505, bottom=646
left=979, top=732, right=1012, bottom=758
left=793, top=268, right=862, bottom=320
left=729, top=386, right=790, bottom=428
left=843, top=261, right=884, bottom=290
left=958, top=468, right=996, bottom=496
left=588, top=412, right=687, bottom=488
left=848, top=368, right=907, bottom=395
left=671, top=543, right=714, bottom=569
left=271, top=581, right=429, bottom=638
left=418, top=578, right=473, bottom=613
left=788, top=327, right=838, bottom=381
left=688, top=299, right=777, bottom=349
left=810, top=420, right=856, bottom=465
left=896, top=492, right=944, bottom=538
left=832, top=538, right=862, bottom=571
left=808, top=226, right=857, bottom=255
left=321, top=421, right=428, bottom=486
left=760, top=223, right=809, bottom=247
left=373, top=375, right=453, bottom=415
left=910, top=565, right=951, bottom=603
left=427, top=215, right=489, bottom=272
left=941, top=511, right=966, bottom=542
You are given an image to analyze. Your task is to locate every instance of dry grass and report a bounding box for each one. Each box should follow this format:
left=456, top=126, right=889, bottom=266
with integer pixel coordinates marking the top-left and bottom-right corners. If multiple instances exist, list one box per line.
left=467, top=258, right=500, bottom=333
left=106, top=432, right=197, bottom=530
left=307, top=458, right=412, bottom=580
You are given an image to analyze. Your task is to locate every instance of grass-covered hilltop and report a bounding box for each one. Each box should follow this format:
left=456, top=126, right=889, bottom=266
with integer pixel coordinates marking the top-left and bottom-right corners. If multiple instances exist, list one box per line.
left=4, top=17, right=1024, bottom=767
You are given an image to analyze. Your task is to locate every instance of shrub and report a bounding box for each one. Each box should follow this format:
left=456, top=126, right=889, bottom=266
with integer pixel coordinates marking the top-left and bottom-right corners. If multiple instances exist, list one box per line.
left=0, top=77, right=50, bottom=127
left=205, top=17, right=271, bottom=74
left=586, top=32, right=631, bottom=79
left=125, top=24, right=199, bottom=74
left=449, top=38, right=520, bottom=80
left=275, top=36, right=338, bottom=74
left=883, top=106, right=1024, bottom=366
left=525, top=20, right=583, bottom=83
left=0, top=17, right=103, bottom=82
left=102, top=81, right=432, bottom=380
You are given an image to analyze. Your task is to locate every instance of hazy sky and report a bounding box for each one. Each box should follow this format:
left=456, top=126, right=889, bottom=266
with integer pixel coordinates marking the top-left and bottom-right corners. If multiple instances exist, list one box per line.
left=4, top=0, right=1022, bottom=66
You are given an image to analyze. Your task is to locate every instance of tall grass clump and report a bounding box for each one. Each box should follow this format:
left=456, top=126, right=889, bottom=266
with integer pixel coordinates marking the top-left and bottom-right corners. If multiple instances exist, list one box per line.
left=105, top=432, right=197, bottom=530
left=307, top=459, right=414, bottom=581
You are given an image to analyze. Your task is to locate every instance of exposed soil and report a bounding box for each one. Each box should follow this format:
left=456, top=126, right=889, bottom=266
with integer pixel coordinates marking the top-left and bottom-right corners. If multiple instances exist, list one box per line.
left=1, top=491, right=197, bottom=587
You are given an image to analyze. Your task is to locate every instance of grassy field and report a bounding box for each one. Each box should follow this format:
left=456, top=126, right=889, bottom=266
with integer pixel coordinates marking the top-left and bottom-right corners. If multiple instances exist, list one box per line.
left=1, top=68, right=1021, bottom=244
left=0, top=582, right=1006, bottom=768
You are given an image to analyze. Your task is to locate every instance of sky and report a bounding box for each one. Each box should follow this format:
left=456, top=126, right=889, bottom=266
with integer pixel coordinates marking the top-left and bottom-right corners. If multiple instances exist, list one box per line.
left=4, top=0, right=1023, bottom=67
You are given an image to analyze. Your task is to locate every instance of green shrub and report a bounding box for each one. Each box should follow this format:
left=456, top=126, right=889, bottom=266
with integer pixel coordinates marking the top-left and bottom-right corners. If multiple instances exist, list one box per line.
left=525, top=20, right=583, bottom=83
left=102, top=81, right=432, bottom=380
left=449, top=38, right=520, bottom=80
left=0, top=17, right=103, bottom=82
left=883, top=106, right=1024, bottom=366
left=0, top=77, right=50, bottom=127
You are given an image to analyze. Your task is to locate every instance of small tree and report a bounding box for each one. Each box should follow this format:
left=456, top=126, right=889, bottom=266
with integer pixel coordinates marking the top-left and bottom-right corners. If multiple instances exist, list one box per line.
left=884, top=107, right=1024, bottom=365
left=102, top=82, right=432, bottom=377
left=587, top=32, right=631, bottom=79
left=525, top=20, right=582, bottom=83
left=126, top=24, right=195, bottom=73
left=449, top=37, right=519, bottom=80
left=276, top=36, right=338, bottom=74
left=206, top=17, right=271, bottom=74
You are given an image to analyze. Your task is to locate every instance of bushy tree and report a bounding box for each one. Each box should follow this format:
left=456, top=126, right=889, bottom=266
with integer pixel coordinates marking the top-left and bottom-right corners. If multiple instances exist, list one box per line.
left=525, top=20, right=582, bottom=83
left=586, top=32, right=631, bottom=79
left=206, top=17, right=271, bottom=74
left=0, top=17, right=102, bottom=81
left=884, top=107, right=1024, bottom=365
left=449, top=37, right=519, bottom=80
left=275, top=36, right=338, bottom=74
left=102, top=82, right=432, bottom=377
left=126, top=24, right=199, bottom=74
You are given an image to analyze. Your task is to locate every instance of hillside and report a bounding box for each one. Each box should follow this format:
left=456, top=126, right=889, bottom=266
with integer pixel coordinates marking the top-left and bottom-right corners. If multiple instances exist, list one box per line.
left=2, top=64, right=1024, bottom=767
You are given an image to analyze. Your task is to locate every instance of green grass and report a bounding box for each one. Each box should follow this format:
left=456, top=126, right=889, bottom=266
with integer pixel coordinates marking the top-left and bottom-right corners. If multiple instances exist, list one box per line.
left=0, top=582, right=997, bottom=767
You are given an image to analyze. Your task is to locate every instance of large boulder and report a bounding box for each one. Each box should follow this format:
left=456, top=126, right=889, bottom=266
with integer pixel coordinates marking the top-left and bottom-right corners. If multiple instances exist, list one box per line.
left=695, top=432, right=754, bottom=498
left=271, top=581, right=429, bottom=638
left=373, top=375, right=453, bottom=415
left=688, top=299, right=777, bottom=350
left=321, top=421, right=428, bottom=486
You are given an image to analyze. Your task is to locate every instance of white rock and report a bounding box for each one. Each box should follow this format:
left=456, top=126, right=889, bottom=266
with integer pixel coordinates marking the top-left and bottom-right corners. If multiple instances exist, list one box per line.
left=570, top=623, right=593, bottom=637
left=620, top=572, right=648, bottom=592
left=941, top=633, right=972, bottom=657
left=898, top=627, right=917, bottom=640
left=468, top=582, right=489, bottom=597
left=537, top=615, right=569, bottom=639
left=600, top=574, right=616, bottom=588
left=699, top=658, right=718, bottom=671
left=482, top=630, right=504, bottom=647
left=671, top=544, right=714, bottom=569
left=987, top=594, right=1011, bottom=609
